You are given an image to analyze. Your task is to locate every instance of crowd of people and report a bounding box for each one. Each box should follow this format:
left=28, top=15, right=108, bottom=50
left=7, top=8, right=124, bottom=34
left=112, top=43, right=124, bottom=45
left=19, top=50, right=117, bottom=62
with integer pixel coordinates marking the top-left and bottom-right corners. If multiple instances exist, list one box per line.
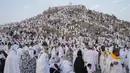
left=0, top=34, right=130, bottom=73
left=0, top=5, right=130, bottom=73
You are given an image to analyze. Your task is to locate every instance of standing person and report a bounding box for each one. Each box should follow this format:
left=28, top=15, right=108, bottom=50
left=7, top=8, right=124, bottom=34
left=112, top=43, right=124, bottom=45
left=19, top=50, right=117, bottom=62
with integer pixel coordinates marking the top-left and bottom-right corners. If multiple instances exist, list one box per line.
left=4, top=43, right=20, bottom=73
left=36, top=52, right=50, bottom=73
left=120, top=46, right=127, bottom=73
left=28, top=42, right=35, bottom=58
left=58, top=43, right=65, bottom=58
left=60, top=60, right=75, bottom=73
left=19, top=50, right=36, bottom=73
left=83, top=45, right=96, bottom=73
left=4, top=42, right=12, bottom=55
left=65, top=45, right=69, bottom=57
left=0, top=49, right=7, bottom=73
left=49, top=47, right=56, bottom=64
left=74, top=50, right=87, bottom=73
left=0, top=42, right=9, bottom=73
left=58, top=44, right=65, bottom=66
left=100, top=45, right=108, bottom=73
left=106, top=48, right=123, bottom=73
left=93, top=47, right=99, bottom=70
left=17, top=43, right=24, bottom=60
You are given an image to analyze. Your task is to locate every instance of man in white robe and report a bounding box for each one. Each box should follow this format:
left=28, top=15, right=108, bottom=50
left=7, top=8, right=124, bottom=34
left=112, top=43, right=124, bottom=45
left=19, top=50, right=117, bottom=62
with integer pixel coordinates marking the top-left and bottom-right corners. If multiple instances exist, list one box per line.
left=100, top=45, right=108, bottom=73
left=58, top=45, right=64, bottom=58
left=106, top=48, right=123, bottom=73
left=83, top=46, right=96, bottom=73
left=38, top=46, right=44, bottom=59
left=58, top=45, right=65, bottom=65
left=36, top=52, right=50, bottom=73
left=17, top=43, right=24, bottom=69
left=93, top=47, right=99, bottom=70
left=49, top=47, right=56, bottom=64
left=4, top=42, right=12, bottom=55
left=4, top=44, right=20, bottom=73
left=65, top=45, right=69, bottom=57
left=60, top=60, right=75, bottom=73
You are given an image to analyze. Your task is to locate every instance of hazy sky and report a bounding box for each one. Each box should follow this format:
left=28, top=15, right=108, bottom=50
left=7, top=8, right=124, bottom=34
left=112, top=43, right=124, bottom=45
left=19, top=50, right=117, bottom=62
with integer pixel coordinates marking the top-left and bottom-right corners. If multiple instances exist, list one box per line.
left=0, top=0, right=130, bottom=24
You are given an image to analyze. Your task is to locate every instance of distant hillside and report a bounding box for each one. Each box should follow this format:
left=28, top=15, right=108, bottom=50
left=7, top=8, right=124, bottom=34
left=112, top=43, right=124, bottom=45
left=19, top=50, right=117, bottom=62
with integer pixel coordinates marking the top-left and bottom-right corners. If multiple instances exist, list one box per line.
left=0, top=5, right=130, bottom=45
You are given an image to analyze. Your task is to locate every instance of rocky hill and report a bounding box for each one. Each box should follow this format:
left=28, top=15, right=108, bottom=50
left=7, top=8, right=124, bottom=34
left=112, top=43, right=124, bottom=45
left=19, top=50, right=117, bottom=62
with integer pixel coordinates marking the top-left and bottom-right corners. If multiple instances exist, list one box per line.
left=0, top=5, right=130, bottom=46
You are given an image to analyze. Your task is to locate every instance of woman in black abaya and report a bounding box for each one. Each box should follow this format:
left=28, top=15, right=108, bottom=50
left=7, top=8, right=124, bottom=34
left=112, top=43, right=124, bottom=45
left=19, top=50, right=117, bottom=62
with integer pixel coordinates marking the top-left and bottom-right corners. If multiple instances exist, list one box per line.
left=74, top=50, right=88, bottom=73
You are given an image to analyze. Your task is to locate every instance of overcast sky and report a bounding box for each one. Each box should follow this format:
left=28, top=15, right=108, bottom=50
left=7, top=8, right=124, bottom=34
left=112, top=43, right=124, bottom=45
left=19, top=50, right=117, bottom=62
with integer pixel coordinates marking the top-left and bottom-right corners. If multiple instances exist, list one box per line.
left=0, top=0, right=130, bottom=24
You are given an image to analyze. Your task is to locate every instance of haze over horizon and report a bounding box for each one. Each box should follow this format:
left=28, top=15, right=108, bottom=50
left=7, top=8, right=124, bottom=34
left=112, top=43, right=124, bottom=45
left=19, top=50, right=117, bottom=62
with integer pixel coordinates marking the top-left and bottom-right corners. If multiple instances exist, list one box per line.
left=0, top=0, right=130, bottom=24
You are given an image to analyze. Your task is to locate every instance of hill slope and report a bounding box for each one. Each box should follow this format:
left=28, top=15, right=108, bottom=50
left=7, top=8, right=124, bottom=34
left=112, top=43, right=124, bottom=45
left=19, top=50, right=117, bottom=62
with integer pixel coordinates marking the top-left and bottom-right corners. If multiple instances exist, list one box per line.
left=0, top=5, right=130, bottom=45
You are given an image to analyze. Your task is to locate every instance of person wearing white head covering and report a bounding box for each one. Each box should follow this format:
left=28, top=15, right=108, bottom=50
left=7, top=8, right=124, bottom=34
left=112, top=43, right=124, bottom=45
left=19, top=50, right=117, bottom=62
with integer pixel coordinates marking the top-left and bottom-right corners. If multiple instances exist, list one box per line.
left=83, top=43, right=96, bottom=73
left=58, top=44, right=65, bottom=58
left=36, top=52, right=49, bottom=73
left=49, top=47, right=56, bottom=64
left=60, top=60, right=75, bottom=73
left=4, top=44, right=20, bottom=73
left=4, top=42, right=12, bottom=55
